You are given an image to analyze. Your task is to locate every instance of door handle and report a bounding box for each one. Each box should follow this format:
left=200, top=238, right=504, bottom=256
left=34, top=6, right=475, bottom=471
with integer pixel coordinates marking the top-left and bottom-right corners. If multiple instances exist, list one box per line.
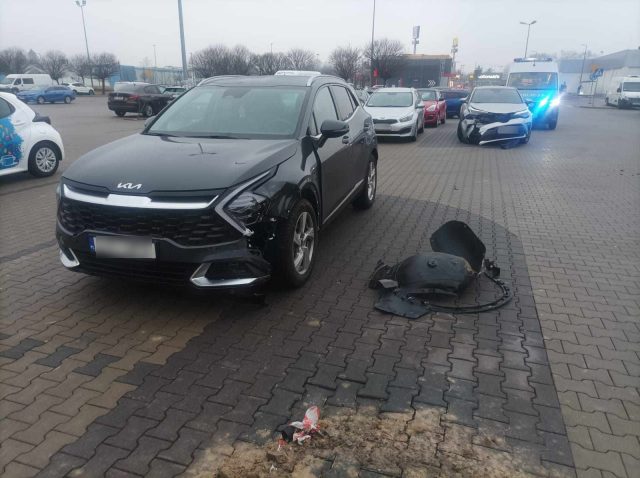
left=342, top=135, right=350, bottom=144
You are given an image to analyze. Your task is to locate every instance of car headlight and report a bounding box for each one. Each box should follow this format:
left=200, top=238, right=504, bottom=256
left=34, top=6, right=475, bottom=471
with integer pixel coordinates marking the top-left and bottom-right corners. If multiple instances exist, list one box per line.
left=426, top=105, right=437, bottom=112
left=225, top=191, right=269, bottom=226
left=466, top=105, right=484, bottom=116
left=538, top=97, right=549, bottom=107
left=398, top=114, right=413, bottom=122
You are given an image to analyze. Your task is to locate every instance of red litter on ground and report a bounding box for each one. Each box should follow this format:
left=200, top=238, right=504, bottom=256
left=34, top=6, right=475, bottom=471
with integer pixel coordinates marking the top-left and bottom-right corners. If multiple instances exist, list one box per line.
left=279, top=406, right=321, bottom=447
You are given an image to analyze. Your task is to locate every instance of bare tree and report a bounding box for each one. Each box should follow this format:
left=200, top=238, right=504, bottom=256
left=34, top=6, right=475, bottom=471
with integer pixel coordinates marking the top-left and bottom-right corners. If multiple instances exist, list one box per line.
left=27, top=49, right=41, bottom=68
left=68, top=54, right=92, bottom=83
left=140, top=57, right=154, bottom=82
left=363, top=38, right=405, bottom=84
left=190, top=45, right=230, bottom=78
left=252, top=52, right=289, bottom=75
left=560, top=49, right=594, bottom=59
left=92, top=52, right=120, bottom=94
left=329, top=46, right=361, bottom=82
left=0, top=47, right=28, bottom=74
left=41, top=50, right=68, bottom=84
left=228, top=45, right=253, bottom=75
left=286, top=49, right=316, bottom=70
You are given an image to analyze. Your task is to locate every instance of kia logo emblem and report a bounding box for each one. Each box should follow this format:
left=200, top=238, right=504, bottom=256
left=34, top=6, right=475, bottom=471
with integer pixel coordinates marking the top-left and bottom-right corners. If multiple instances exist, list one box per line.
left=117, top=182, right=142, bottom=190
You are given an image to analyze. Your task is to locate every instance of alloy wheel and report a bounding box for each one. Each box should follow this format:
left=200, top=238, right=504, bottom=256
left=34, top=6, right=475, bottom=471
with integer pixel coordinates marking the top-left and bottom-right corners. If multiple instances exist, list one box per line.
left=34, top=147, right=57, bottom=173
left=292, top=211, right=315, bottom=275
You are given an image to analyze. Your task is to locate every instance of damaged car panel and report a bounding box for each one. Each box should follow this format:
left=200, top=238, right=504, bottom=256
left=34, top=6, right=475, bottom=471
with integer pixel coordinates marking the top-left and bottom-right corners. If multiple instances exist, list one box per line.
left=56, top=74, right=378, bottom=289
left=457, top=86, right=532, bottom=146
left=370, top=221, right=512, bottom=319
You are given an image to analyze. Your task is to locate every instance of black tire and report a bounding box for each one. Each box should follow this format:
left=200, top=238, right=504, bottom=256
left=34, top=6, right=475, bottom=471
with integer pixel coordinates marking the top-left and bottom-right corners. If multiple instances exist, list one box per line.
left=605, top=97, right=610, bottom=106
left=457, top=122, right=468, bottom=143
left=28, top=141, right=60, bottom=177
left=37, top=96, right=45, bottom=105
left=115, top=110, right=126, bottom=117
left=89, top=90, right=95, bottom=95
left=441, top=114, right=446, bottom=124
left=64, top=96, right=71, bottom=104
left=275, top=199, right=318, bottom=288
left=141, top=103, right=154, bottom=117
left=353, top=156, right=377, bottom=210
left=548, top=112, right=558, bottom=130
left=410, top=121, right=418, bottom=141
left=418, top=119, right=424, bottom=134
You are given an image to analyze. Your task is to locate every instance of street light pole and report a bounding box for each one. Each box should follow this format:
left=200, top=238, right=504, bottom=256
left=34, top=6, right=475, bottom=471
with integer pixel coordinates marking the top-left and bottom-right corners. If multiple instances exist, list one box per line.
left=370, top=0, right=376, bottom=86
left=75, top=0, right=94, bottom=88
left=177, top=0, right=188, bottom=84
left=578, top=43, right=588, bottom=91
left=153, top=44, right=157, bottom=83
left=519, top=20, right=537, bottom=57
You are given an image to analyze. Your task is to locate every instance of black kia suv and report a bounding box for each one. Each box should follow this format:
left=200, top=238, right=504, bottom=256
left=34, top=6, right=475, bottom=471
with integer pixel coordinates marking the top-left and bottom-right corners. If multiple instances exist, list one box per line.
left=57, top=74, right=378, bottom=289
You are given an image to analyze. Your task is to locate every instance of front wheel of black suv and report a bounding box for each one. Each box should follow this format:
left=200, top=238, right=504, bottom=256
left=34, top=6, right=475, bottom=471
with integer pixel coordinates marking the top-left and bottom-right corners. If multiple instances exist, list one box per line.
left=275, top=199, right=318, bottom=288
left=141, top=103, right=155, bottom=117
left=353, top=156, right=377, bottom=210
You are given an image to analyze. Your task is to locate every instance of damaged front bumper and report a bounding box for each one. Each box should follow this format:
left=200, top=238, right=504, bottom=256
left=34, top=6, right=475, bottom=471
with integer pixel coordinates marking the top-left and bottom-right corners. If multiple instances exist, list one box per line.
left=459, top=117, right=531, bottom=145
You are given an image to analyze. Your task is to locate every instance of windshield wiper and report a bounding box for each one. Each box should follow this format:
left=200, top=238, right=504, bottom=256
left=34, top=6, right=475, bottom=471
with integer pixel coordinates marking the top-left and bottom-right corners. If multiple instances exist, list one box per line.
left=144, top=131, right=179, bottom=137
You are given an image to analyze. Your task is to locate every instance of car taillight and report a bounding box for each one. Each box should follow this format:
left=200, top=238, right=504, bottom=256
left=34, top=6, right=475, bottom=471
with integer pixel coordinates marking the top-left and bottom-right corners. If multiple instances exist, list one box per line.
left=128, top=95, right=140, bottom=101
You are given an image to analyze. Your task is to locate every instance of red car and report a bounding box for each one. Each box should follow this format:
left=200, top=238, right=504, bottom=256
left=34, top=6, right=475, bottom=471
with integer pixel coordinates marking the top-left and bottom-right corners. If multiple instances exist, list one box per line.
left=418, top=89, right=446, bottom=127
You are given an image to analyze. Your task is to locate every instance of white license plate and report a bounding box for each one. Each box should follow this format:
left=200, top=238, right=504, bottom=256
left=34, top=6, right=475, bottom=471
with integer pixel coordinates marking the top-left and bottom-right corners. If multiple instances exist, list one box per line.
left=497, top=126, right=519, bottom=134
left=90, top=236, right=156, bottom=259
left=376, top=125, right=391, bottom=132
left=113, top=96, right=124, bottom=101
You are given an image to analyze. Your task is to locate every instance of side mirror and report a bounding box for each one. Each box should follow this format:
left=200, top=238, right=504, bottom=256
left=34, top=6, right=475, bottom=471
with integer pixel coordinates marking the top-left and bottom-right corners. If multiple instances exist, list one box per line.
left=460, top=98, right=467, bottom=104
left=416, top=102, right=424, bottom=109
left=33, top=114, right=51, bottom=125
left=320, top=119, right=349, bottom=138
left=616, top=87, right=621, bottom=93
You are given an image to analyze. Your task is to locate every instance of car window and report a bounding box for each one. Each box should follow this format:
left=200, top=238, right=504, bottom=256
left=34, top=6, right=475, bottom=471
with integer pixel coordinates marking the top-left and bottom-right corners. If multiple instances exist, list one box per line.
left=0, top=98, right=14, bottom=119
left=23, top=78, right=34, bottom=85
left=46, top=87, right=55, bottom=92
left=144, top=86, right=161, bottom=94
left=330, top=86, right=355, bottom=121
left=366, top=91, right=413, bottom=107
left=15, top=79, right=22, bottom=85
left=313, top=87, right=338, bottom=129
left=73, top=83, right=82, bottom=87
left=148, top=85, right=307, bottom=139
left=419, top=90, right=437, bottom=100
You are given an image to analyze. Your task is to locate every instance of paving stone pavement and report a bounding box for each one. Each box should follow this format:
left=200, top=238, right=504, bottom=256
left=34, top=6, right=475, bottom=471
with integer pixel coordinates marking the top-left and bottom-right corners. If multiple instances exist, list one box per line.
left=0, top=99, right=638, bottom=477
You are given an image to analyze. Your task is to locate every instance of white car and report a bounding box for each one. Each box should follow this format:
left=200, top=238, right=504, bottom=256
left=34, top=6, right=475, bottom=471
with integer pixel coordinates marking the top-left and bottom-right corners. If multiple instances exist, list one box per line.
left=63, top=82, right=95, bottom=95
left=364, top=87, right=425, bottom=141
left=0, top=92, right=65, bottom=178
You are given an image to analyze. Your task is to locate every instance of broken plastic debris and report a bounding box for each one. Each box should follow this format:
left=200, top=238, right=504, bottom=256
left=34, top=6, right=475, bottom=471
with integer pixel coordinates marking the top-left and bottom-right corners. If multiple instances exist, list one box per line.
left=280, top=406, right=320, bottom=445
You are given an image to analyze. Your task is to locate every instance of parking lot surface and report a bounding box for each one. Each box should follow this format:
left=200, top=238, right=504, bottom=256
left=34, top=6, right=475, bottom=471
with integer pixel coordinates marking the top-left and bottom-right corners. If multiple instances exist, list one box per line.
left=0, top=97, right=638, bottom=477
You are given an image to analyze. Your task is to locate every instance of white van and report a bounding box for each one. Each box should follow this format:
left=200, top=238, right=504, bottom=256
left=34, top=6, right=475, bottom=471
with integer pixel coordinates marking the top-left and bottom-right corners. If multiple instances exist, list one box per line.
left=605, top=76, right=640, bottom=108
left=506, top=58, right=560, bottom=129
left=0, top=74, right=54, bottom=94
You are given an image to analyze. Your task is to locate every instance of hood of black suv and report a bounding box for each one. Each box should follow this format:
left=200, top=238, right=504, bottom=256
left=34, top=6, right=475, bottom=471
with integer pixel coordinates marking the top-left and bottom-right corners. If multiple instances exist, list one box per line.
left=64, top=133, right=298, bottom=194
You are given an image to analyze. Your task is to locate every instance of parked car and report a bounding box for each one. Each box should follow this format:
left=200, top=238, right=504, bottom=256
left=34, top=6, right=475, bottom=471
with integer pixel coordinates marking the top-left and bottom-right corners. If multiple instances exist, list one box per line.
left=62, top=82, right=95, bottom=95
left=0, top=74, right=53, bottom=94
left=417, top=89, right=446, bottom=127
left=439, top=89, right=470, bottom=118
left=457, top=86, right=532, bottom=145
left=0, top=92, right=64, bottom=178
left=162, top=86, right=187, bottom=99
left=56, top=74, right=378, bottom=289
left=605, top=76, right=640, bottom=108
left=17, top=86, right=76, bottom=104
left=364, top=87, right=424, bottom=141
left=108, top=83, right=171, bottom=117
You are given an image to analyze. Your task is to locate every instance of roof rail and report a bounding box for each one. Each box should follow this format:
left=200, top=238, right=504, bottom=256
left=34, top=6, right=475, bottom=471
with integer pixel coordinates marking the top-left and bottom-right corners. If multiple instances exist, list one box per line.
left=198, top=75, right=247, bottom=86
left=307, top=74, right=345, bottom=86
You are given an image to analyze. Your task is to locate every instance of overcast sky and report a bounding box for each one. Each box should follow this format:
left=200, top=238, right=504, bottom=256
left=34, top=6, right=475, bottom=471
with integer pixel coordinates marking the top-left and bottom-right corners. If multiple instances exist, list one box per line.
left=1, top=0, right=638, bottom=71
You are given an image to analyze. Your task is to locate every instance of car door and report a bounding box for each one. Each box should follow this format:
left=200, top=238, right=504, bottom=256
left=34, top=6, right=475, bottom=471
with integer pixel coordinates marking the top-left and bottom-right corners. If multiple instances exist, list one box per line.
left=310, top=86, right=352, bottom=223
left=329, top=85, right=365, bottom=190
left=0, top=97, right=31, bottom=174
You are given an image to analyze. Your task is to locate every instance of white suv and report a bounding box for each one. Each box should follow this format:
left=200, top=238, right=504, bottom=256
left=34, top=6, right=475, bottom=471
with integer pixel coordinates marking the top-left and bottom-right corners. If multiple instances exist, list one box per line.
left=63, top=82, right=95, bottom=95
left=364, top=87, right=425, bottom=141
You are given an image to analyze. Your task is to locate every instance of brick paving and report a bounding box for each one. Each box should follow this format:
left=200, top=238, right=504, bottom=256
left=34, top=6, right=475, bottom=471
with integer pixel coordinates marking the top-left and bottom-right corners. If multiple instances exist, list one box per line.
left=0, top=99, right=638, bottom=477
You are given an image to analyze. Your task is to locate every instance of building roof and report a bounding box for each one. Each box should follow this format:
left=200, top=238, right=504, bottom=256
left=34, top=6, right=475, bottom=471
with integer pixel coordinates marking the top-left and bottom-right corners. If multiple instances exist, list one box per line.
left=559, top=49, right=640, bottom=73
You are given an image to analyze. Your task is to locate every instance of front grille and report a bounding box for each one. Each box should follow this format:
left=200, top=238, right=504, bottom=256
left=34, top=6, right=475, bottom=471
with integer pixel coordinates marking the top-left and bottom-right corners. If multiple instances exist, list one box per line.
left=477, top=113, right=512, bottom=123
left=74, top=251, right=196, bottom=284
left=373, top=118, right=398, bottom=124
left=58, top=197, right=241, bottom=246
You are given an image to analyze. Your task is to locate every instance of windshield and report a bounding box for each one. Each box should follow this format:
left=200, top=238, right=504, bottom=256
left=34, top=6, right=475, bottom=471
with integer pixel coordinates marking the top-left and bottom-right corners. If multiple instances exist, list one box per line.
left=622, top=82, right=640, bottom=92
left=441, top=90, right=469, bottom=100
left=471, top=88, right=523, bottom=104
left=419, top=90, right=437, bottom=100
left=1, top=78, right=14, bottom=85
left=147, top=85, right=307, bottom=139
left=507, top=72, right=558, bottom=90
left=366, top=92, right=413, bottom=107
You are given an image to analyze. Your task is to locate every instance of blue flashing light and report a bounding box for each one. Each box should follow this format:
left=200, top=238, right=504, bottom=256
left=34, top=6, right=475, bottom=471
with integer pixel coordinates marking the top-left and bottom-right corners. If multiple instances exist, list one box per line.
left=550, top=97, right=560, bottom=107
left=538, top=97, right=549, bottom=107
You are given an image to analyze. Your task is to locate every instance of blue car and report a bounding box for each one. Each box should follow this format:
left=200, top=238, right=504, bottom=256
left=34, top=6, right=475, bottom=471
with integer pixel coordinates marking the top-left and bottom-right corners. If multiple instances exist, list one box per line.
left=17, top=86, right=76, bottom=105
left=439, top=89, right=470, bottom=118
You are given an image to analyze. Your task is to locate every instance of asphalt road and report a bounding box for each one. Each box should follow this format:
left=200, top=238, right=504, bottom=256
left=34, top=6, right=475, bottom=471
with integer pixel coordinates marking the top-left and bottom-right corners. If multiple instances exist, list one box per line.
left=0, top=96, right=639, bottom=478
